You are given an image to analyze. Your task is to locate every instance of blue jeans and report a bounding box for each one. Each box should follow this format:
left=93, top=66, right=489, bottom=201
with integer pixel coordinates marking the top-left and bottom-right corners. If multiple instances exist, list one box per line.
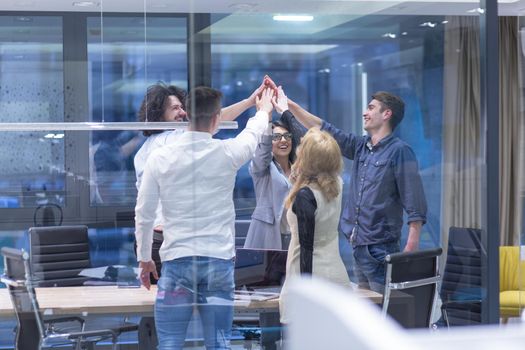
left=154, top=256, right=235, bottom=350
left=353, top=242, right=400, bottom=293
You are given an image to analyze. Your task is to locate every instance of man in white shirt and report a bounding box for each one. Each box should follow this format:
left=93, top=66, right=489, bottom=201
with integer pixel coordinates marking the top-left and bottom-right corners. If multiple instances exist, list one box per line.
left=135, top=86, right=274, bottom=349
left=134, top=82, right=267, bottom=286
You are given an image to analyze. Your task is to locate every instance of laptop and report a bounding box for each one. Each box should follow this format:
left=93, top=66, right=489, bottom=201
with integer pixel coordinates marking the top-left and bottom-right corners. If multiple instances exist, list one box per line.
left=234, top=248, right=287, bottom=295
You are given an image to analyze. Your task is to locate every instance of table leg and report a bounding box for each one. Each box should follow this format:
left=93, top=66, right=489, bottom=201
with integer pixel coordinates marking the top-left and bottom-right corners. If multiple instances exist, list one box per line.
left=138, top=316, right=158, bottom=350
left=259, top=312, right=281, bottom=350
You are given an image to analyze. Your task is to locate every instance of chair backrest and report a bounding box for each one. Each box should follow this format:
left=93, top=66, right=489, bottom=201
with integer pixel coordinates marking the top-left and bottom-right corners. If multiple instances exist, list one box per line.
left=115, top=210, right=135, bottom=228
left=440, top=227, right=483, bottom=325
left=33, top=203, right=63, bottom=227
left=29, top=225, right=91, bottom=287
left=234, top=220, right=251, bottom=247
left=1, top=247, right=45, bottom=350
left=382, top=247, right=442, bottom=328
left=234, top=248, right=287, bottom=289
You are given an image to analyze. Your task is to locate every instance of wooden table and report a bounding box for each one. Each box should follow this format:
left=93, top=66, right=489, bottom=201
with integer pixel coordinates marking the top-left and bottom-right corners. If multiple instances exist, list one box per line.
left=0, top=284, right=382, bottom=349
left=0, top=284, right=381, bottom=317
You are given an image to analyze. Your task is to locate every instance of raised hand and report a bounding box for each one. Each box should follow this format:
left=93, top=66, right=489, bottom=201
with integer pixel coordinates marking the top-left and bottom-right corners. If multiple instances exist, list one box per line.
left=247, top=80, right=266, bottom=106
left=272, top=86, right=289, bottom=114
left=256, top=88, right=274, bottom=117
left=264, top=75, right=278, bottom=96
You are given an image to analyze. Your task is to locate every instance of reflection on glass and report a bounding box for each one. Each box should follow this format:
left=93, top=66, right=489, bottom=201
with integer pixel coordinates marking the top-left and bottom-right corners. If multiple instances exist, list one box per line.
left=211, top=14, right=445, bottom=243
left=87, top=16, right=187, bottom=205
left=0, top=16, right=65, bottom=208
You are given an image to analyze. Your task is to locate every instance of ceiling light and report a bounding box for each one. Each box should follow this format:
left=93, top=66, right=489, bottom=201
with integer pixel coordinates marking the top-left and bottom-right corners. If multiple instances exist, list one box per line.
left=273, top=15, right=314, bottom=22
left=382, top=33, right=397, bottom=39
left=420, top=22, right=437, bottom=28
left=72, top=1, right=99, bottom=7
left=401, top=32, right=408, bottom=35
left=467, top=8, right=485, bottom=13
left=229, top=3, right=257, bottom=12
left=442, top=20, right=449, bottom=24
left=15, top=16, right=32, bottom=22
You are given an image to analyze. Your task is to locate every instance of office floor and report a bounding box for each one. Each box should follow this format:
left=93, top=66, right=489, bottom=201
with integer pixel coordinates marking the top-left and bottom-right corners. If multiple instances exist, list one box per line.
left=184, top=340, right=266, bottom=349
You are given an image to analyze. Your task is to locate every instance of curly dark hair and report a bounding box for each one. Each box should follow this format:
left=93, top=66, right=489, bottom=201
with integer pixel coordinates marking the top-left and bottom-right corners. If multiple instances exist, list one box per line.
left=138, top=82, right=187, bottom=136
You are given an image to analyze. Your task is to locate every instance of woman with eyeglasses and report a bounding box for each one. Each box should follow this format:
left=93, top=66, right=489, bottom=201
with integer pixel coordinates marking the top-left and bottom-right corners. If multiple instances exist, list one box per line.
left=244, top=85, right=306, bottom=250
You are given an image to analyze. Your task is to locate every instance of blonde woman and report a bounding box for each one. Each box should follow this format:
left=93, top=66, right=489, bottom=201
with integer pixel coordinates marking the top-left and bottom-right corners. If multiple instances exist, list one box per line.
left=279, top=128, right=351, bottom=324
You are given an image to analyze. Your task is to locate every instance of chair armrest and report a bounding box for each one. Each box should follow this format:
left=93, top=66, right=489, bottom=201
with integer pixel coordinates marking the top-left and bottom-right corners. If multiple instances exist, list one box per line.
left=67, top=324, right=139, bottom=342
left=112, top=323, right=139, bottom=334
left=44, top=316, right=85, bottom=326
left=67, top=328, right=118, bottom=341
left=441, top=300, right=482, bottom=309
left=44, top=316, right=86, bottom=332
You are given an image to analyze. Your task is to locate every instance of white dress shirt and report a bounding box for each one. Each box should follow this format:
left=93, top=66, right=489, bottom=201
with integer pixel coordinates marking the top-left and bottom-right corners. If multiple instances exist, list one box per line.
left=134, top=130, right=183, bottom=228
left=135, top=110, right=268, bottom=262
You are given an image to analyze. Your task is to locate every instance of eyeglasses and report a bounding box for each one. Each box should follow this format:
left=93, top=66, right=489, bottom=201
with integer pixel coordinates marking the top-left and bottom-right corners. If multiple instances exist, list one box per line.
left=272, top=132, right=292, bottom=142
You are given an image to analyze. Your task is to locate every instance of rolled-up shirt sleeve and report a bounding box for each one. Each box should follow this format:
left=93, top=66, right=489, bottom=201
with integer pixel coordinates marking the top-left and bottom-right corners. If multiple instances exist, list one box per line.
left=394, top=146, right=427, bottom=225
left=292, top=187, right=317, bottom=275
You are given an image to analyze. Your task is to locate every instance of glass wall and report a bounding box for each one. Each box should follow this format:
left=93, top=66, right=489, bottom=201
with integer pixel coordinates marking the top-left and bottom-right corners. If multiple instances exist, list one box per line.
left=211, top=13, right=445, bottom=247
left=0, top=16, right=65, bottom=209
left=87, top=16, right=187, bottom=205
left=0, top=0, right=516, bottom=347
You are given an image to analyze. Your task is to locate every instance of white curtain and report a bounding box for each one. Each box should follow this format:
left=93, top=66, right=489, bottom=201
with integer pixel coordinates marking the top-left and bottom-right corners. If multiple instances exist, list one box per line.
left=441, top=16, right=482, bottom=253
left=441, top=16, right=524, bottom=249
left=499, top=17, right=524, bottom=246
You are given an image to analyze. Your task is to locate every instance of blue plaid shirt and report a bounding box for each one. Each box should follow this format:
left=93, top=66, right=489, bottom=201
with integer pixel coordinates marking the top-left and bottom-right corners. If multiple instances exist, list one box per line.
left=321, top=121, right=427, bottom=247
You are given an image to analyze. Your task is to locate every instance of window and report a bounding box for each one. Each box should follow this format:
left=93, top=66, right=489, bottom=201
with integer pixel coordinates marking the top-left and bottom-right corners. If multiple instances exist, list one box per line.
left=210, top=13, right=443, bottom=246
left=87, top=16, right=187, bottom=205
left=0, top=16, right=65, bottom=208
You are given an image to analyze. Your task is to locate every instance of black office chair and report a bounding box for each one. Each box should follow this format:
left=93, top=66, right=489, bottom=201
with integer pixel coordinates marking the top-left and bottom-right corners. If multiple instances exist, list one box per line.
left=381, top=247, right=443, bottom=328
left=234, top=219, right=251, bottom=247
left=0, top=247, right=138, bottom=350
left=440, top=227, right=483, bottom=326
left=29, top=225, right=92, bottom=287
left=33, top=203, right=64, bottom=227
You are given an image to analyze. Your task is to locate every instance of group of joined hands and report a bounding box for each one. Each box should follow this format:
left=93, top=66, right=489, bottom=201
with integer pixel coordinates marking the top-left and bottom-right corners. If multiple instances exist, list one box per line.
left=252, top=75, right=292, bottom=117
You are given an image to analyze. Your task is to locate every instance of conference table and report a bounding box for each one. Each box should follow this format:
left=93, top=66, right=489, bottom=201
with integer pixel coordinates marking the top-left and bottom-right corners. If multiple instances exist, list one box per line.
left=0, top=284, right=382, bottom=348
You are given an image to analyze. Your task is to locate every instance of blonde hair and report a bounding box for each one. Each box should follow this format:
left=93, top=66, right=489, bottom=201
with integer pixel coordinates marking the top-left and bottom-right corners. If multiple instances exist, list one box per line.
left=285, top=129, right=343, bottom=208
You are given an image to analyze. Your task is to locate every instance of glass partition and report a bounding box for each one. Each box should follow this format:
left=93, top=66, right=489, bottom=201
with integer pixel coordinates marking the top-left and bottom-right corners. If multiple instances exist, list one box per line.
left=0, top=0, right=512, bottom=348
left=87, top=16, right=187, bottom=205
left=211, top=13, right=447, bottom=247
left=0, top=16, right=65, bottom=209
